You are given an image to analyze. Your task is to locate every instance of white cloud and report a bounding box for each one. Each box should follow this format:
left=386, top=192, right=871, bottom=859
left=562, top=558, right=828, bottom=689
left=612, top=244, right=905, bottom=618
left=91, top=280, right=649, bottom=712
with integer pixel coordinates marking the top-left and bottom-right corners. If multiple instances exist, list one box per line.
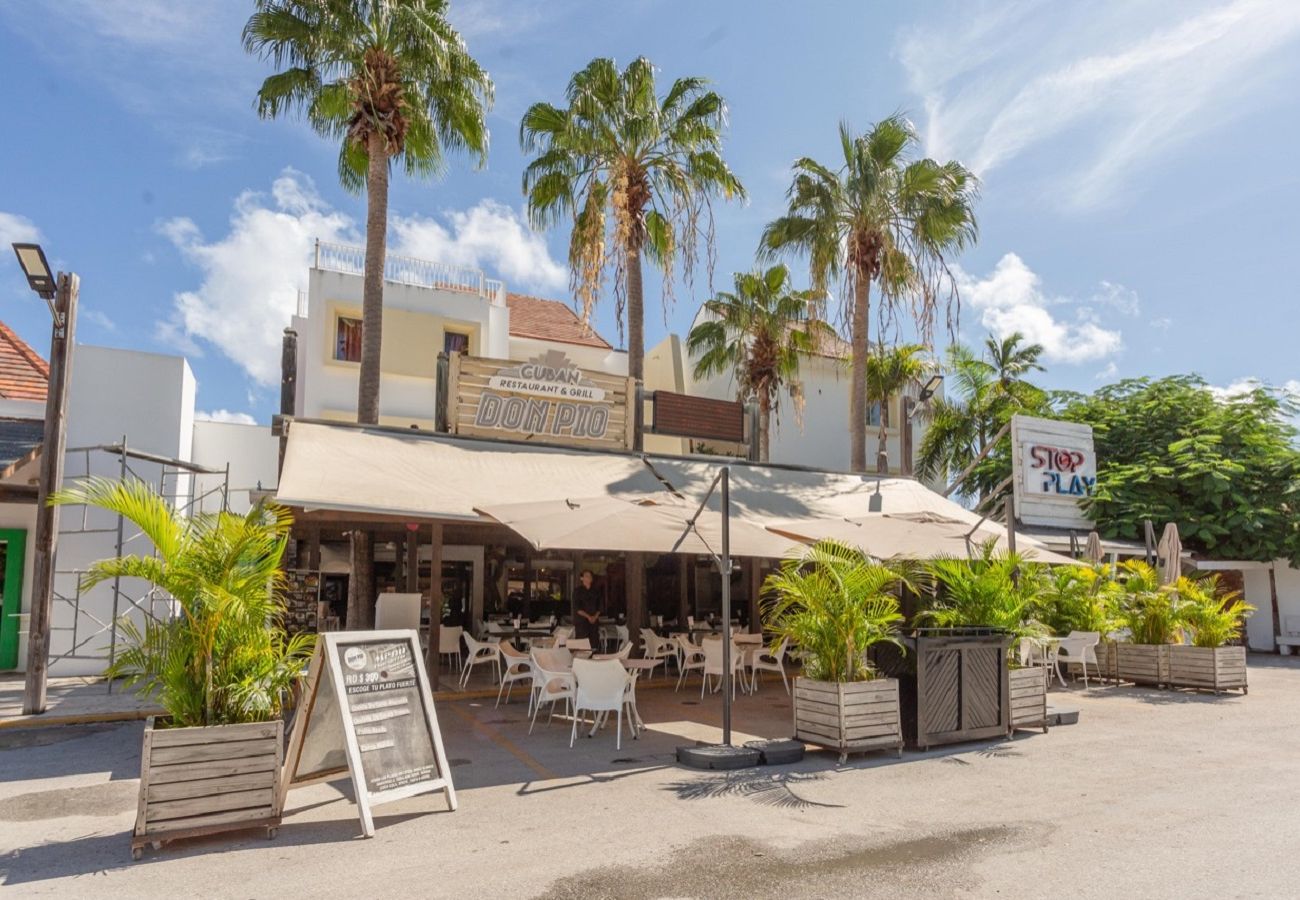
left=1149, top=316, right=1172, bottom=331
left=955, top=252, right=1125, bottom=364
left=196, top=409, right=258, bottom=425
left=1096, top=361, right=1119, bottom=381
left=160, top=171, right=568, bottom=385
left=389, top=201, right=566, bottom=294
left=0, top=211, right=41, bottom=246
left=900, top=0, right=1300, bottom=209
left=81, top=307, right=117, bottom=332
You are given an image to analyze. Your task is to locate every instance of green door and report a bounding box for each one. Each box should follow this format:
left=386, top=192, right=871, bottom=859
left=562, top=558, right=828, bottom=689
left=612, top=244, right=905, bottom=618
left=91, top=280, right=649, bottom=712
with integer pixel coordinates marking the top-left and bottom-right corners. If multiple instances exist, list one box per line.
left=0, top=529, right=28, bottom=670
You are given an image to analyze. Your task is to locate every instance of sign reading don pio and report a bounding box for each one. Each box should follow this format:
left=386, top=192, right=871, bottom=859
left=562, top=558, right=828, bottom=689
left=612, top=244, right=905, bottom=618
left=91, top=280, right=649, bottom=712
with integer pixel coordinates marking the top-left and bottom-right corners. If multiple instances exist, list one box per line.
left=1010, top=414, right=1098, bottom=530
left=451, top=350, right=635, bottom=450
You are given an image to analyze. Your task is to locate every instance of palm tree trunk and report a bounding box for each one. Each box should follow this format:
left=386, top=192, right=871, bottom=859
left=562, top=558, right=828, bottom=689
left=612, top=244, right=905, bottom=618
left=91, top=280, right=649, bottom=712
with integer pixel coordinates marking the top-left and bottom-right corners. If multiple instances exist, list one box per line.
left=357, top=131, right=389, bottom=427
left=849, top=275, right=870, bottom=472
left=626, top=245, right=644, bottom=383
left=876, top=414, right=889, bottom=474
left=346, top=530, right=373, bottom=630
left=758, top=394, right=771, bottom=462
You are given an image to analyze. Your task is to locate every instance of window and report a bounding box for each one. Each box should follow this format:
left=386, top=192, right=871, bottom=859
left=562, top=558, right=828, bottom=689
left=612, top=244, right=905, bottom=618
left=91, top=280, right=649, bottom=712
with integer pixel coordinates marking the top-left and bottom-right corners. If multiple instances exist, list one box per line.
left=335, top=317, right=362, bottom=362
left=443, top=330, right=470, bottom=355
left=866, top=400, right=889, bottom=428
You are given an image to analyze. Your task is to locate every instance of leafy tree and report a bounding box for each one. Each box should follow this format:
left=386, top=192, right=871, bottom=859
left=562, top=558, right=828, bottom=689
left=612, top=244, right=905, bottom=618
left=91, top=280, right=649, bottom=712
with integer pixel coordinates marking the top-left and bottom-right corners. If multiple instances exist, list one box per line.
left=244, top=0, right=493, bottom=425
left=55, top=479, right=313, bottom=727
left=521, top=57, right=745, bottom=383
left=1056, top=375, right=1300, bottom=563
left=865, top=342, right=928, bottom=474
left=916, top=332, right=1050, bottom=503
left=761, top=115, right=978, bottom=472
left=687, top=264, right=831, bottom=461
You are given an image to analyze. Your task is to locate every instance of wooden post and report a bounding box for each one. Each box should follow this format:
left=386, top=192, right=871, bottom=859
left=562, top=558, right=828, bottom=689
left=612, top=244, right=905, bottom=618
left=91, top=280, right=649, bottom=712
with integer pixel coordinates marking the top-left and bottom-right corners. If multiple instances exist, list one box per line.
left=405, top=528, right=419, bottom=593
left=626, top=552, right=646, bottom=634
left=1269, top=565, right=1282, bottom=653
left=278, top=328, right=297, bottom=472
left=346, top=531, right=374, bottom=630
left=747, top=559, right=763, bottom=632
left=426, top=523, right=444, bottom=690
left=307, top=528, right=321, bottom=571
left=1004, top=496, right=1017, bottom=555
left=22, top=272, right=77, bottom=716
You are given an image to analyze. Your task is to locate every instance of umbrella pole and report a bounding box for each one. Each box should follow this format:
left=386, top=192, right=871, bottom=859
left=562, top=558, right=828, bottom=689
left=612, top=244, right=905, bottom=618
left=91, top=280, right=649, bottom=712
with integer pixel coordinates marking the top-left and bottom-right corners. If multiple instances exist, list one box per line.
left=720, top=467, right=732, bottom=747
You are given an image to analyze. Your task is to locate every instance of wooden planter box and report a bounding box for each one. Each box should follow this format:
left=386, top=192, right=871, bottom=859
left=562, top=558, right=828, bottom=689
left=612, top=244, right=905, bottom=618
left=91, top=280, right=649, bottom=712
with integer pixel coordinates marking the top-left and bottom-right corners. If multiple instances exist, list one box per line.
left=1008, top=666, right=1048, bottom=734
left=1168, top=645, right=1248, bottom=694
left=1113, top=643, right=1171, bottom=686
left=793, top=676, right=903, bottom=763
left=1094, top=641, right=1118, bottom=683
left=133, top=717, right=283, bottom=859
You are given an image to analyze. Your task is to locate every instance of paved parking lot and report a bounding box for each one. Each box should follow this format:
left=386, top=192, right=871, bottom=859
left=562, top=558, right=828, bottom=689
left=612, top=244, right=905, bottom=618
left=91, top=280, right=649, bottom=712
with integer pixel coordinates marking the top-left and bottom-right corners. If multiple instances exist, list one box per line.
left=3, top=656, right=1299, bottom=899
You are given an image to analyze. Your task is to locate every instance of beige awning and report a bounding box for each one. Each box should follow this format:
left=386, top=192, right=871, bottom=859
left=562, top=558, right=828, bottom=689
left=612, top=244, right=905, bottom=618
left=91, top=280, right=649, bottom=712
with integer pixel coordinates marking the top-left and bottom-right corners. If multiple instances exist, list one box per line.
left=275, top=421, right=666, bottom=521
left=476, top=494, right=803, bottom=559
left=767, top=512, right=1078, bottom=564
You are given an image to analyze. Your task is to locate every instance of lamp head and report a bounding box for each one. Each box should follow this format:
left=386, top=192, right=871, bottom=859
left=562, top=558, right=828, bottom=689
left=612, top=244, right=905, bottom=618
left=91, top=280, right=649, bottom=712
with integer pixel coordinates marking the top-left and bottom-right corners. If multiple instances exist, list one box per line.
left=11, top=243, right=56, bottom=299
left=918, top=373, right=944, bottom=403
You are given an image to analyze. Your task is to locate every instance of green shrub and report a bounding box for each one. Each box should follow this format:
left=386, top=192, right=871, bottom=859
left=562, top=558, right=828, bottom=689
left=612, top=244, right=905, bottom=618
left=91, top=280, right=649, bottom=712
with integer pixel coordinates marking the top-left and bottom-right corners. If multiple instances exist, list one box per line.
left=1177, top=575, right=1254, bottom=648
left=1038, top=564, right=1122, bottom=636
left=55, top=478, right=314, bottom=727
left=919, top=546, right=1048, bottom=655
left=762, top=540, right=907, bottom=683
left=1115, top=560, right=1182, bottom=645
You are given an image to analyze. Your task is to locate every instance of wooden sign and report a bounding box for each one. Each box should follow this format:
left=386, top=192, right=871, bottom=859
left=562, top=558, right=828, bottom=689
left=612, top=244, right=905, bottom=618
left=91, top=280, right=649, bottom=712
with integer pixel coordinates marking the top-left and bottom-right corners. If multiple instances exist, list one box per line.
left=1010, top=414, right=1098, bottom=531
left=449, top=350, right=635, bottom=451
left=280, top=630, right=456, bottom=837
left=650, top=390, right=746, bottom=443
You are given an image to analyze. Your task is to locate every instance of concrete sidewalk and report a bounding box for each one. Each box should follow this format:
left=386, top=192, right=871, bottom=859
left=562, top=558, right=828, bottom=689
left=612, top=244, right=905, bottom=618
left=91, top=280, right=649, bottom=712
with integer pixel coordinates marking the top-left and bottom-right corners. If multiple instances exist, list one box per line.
left=0, top=675, right=164, bottom=729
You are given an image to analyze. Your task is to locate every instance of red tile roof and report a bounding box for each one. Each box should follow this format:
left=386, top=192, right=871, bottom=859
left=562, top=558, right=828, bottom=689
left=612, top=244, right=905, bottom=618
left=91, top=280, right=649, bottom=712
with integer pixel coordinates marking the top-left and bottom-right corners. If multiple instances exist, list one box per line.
left=0, top=322, right=49, bottom=401
left=506, top=293, right=613, bottom=350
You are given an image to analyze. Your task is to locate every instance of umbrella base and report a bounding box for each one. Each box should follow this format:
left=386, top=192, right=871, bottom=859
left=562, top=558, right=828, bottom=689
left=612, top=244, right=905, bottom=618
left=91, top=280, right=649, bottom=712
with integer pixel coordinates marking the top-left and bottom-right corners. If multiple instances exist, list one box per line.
left=675, top=743, right=761, bottom=770
left=744, top=738, right=806, bottom=765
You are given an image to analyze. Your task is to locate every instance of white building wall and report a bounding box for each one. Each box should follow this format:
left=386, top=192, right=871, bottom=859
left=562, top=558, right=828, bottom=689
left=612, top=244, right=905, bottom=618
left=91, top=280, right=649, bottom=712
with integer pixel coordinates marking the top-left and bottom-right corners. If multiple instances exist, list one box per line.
left=190, top=421, right=280, bottom=515
left=1242, top=562, right=1300, bottom=651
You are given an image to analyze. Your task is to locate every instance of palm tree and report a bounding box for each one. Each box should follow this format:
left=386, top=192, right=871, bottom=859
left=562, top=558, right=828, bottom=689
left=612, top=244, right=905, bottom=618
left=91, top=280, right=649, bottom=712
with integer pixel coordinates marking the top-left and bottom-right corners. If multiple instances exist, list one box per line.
left=53, top=478, right=313, bottom=727
left=244, top=0, right=493, bottom=425
left=761, top=115, right=978, bottom=472
left=687, top=264, right=831, bottom=461
left=864, top=342, right=928, bottom=474
left=520, top=57, right=745, bottom=383
left=916, top=332, right=1049, bottom=503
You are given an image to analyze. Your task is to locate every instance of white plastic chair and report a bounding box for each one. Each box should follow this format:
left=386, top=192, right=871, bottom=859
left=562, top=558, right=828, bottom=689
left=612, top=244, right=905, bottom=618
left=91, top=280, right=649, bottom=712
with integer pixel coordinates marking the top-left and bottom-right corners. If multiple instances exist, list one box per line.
left=674, top=634, right=706, bottom=691
left=640, top=629, right=677, bottom=670
left=528, top=648, right=575, bottom=734
left=460, top=633, right=501, bottom=689
left=570, top=658, right=637, bottom=750
left=1057, top=631, right=1100, bottom=687
left=438, top=625, right=464, bottom=674
left=552, top=625, right=574, bottom=648
left=565, top=638, right=592, bottom=658
left=701, top=637, right=745, bottom=699
left=615, top=624, right=630, bottom=649
left=496, top=641, right=533, bottom=708
left=594, top=641, right=633, bottom=661
left=749, top=637, right=790, bottom=694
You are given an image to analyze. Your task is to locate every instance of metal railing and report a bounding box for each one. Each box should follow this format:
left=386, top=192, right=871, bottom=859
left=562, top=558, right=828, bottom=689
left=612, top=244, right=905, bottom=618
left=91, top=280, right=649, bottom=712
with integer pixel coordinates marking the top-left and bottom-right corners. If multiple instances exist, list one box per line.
left=314, top=240, right=507, bottom=307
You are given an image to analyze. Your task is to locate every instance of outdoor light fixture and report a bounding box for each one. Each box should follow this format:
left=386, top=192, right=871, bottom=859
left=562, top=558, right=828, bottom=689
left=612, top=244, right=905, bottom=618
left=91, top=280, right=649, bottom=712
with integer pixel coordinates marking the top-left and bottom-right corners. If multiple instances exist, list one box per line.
left=11, top=243, right=61, bottom=323
left=918, top=373, right=944, bottom=403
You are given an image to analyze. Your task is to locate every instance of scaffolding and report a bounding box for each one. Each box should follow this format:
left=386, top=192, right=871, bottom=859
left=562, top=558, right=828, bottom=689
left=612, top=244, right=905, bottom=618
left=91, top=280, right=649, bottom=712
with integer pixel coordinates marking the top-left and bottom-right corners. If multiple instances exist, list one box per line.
left=47, top=437, right=229, bottom=689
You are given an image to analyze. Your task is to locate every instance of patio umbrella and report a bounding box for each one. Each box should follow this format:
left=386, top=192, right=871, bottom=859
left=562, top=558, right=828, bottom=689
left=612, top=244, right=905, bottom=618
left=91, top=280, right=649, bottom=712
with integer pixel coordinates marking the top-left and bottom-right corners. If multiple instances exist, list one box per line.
left=1156, top=522, right=1183, bottom=585
left=475, top=493, right=802, bottom=559
left=1084, top=531, right=1104, bottom=565
left=766, top=512, right=1078, bottom=565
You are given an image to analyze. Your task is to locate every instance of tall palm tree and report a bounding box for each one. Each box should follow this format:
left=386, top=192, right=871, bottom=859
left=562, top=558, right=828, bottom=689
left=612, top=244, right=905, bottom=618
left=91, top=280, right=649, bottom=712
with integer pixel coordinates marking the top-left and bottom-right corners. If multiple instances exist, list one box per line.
left=245, top=0, right=492, bottom=631
left=244, top=0, right=493, bottom=425
left=916, top=332, right=1049, bottom=503
left=520, top=57, right=745, bottom=383
left=687, top=264, right=832, bottom=461
left=761, top=115, right=978, bottom=472
left=864, top=342, right=928, bottom=474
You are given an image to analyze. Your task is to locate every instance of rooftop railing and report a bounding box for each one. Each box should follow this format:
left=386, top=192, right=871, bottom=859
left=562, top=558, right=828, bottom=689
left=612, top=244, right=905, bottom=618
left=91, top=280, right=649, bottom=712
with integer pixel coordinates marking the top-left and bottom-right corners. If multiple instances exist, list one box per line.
left=314, top=239, right=506, bottom=306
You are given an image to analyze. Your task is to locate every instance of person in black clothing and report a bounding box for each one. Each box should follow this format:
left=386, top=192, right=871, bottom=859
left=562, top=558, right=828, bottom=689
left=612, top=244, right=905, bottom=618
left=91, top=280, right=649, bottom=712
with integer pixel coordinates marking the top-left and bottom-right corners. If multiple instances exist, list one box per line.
left=572, top=569, right=602, bottom=648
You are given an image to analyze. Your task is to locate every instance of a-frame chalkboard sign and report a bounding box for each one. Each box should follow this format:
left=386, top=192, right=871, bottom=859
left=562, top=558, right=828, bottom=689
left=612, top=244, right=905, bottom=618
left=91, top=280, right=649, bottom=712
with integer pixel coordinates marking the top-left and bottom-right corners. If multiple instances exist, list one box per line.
left=279, top=630, right=457, bottom=837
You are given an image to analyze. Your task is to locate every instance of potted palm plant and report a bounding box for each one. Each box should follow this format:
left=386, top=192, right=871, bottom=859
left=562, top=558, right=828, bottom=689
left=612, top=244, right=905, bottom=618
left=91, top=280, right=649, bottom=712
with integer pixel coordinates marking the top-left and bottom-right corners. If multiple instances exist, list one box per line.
left=1040, top=563, right=1122, bottom=683
left=54, top=478, right=314, bottom=859
left=1168, top=575, right=1252, bottom=694
left=921, top=549, right=1049, bottom=740
left=763, top=540, right=906, bottom=763
left=1112, top=561, right=1181, bottom=687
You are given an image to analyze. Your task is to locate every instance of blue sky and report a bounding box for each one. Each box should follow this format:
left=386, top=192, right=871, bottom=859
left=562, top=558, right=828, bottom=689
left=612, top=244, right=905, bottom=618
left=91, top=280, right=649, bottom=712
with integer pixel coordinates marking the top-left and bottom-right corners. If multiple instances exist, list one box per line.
left=2, top=0, right=1298, bottom=423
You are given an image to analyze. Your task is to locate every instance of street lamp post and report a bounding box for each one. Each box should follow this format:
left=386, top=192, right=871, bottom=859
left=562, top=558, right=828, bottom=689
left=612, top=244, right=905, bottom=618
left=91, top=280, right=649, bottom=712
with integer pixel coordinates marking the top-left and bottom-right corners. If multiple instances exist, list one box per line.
left=10, top=243, right=78, bottom=715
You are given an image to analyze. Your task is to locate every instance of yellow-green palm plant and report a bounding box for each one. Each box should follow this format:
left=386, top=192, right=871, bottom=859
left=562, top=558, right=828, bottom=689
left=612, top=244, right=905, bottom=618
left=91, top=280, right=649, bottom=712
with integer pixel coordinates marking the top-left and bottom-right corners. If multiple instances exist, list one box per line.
left=1116, top=560, right=1183, bottom=645
left=761, top=115, right=978, bottom=472
left=520, top=56, right=746, bottom=383
left=1176, top=575, right=1254, bottom=648
left=244, top=0, right=493, bottom=426
left=865, top=342, right=929, bottom=474
left=687, top=264, right=835, bottom=461
left=54, top=478, right=314, bottom=727
left=920, top=545, right=1049, bottom=657
left=762, top=540, right=907, bottom=683
left=1038, top=563, right=1123, bottom=636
